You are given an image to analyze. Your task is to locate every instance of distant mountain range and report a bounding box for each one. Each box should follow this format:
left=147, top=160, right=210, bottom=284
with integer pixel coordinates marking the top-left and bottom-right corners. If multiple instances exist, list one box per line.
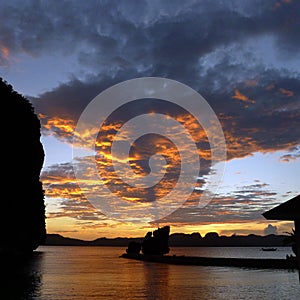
left=44, top=232, right=291, bottom=247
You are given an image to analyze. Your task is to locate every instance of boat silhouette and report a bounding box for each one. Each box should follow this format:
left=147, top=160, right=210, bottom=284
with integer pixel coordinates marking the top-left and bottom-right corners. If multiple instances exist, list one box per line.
left=261, top=247, right=277, bottom=251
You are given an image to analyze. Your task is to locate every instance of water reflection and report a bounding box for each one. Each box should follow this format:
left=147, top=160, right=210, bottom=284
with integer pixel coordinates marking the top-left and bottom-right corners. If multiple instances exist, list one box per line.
left=2, top=247, right=297, bottom=299
left=143, top=262, right=170, bottom=299
left=0, top=251, right=44, bottom=300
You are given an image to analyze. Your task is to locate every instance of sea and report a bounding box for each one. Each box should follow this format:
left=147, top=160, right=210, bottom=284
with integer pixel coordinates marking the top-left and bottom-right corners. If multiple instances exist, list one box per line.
left=1, top=246, right=299, bottom=300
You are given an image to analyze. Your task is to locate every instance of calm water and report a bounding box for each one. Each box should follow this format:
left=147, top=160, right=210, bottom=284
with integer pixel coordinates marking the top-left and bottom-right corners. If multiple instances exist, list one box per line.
left=1, top=246, right=299, bottom=300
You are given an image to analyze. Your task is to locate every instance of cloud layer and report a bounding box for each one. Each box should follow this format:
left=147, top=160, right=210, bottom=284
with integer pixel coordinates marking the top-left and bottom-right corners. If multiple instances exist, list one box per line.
left=1, top=0, right=299, bottom=232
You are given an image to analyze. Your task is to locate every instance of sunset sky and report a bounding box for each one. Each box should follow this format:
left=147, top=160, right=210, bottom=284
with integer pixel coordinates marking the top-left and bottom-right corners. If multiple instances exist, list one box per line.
left=1, top=0, right=299, bottom=240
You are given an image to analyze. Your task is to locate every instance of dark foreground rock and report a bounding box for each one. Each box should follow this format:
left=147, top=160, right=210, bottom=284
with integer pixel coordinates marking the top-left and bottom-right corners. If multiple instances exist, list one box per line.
left=0, top=78, right=46, bottom=255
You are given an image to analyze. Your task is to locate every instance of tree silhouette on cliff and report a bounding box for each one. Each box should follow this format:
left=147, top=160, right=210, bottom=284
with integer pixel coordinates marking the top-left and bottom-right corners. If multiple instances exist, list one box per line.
left=0, top=77, right=46, bottom=254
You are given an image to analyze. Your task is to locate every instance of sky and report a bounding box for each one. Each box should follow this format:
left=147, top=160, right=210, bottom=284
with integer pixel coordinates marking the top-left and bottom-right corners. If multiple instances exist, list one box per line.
left=0, top=0, right=299, bottom=240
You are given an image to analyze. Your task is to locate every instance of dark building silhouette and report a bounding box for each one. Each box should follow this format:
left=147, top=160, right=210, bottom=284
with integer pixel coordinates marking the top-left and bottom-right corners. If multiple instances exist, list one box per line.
left=0, top=77, right=46, bottom=255
left=263, top=194, right=300, bottom=283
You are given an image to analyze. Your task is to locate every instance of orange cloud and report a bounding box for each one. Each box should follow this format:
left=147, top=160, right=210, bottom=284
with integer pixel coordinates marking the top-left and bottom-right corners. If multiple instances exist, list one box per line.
left=41, top=171, right=84, bottom=200
left=232, top=89, right=255, bottom=104
left=41, top=114, right=106, bottom=148
left=279, top=153, right=300, bottom=163
left=265, top=83, right=275, bottom=91
left=222, top=129, right=257, bottom=160
left=245, top=78, right=259, bottom=87
left=44, top=116, right=75, bottom=134
left=1, top=45, right=9, bottom=59
left=0, top=43, right=10, bottom=66
left=223, top=126, right=300, bottom=161
left=273, top=0, right=292, bottom=10
left=279, top=88, right=294, bottom=97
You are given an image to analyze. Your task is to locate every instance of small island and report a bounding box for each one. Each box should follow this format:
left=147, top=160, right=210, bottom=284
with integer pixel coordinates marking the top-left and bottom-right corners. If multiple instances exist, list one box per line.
left=120, top=225, right=298, bottom=270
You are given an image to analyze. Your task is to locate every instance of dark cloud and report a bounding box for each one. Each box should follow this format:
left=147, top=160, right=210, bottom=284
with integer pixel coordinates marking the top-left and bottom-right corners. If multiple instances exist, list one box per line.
left=2, top=1, right=299, bottom=227
left=2, top=1, right=299, bottom=53
left=279, top=146, right=300, bottom=162
left=12, top=0, right=297, bottom=161
left=26, top=0, right=299, bottom=225
left=156, top=182, right=278, bottom=225
left=1, top=0, right=300, bottom=74
left=32, top=65, right=300, bottom=163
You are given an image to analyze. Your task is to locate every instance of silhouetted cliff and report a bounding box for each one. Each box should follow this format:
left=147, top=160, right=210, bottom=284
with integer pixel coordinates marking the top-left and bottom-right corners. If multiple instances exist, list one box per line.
left=0, top=77, right=46, bottom=255
left=168, top=232, right=288, bottom=247
left=44, top=232, right=289, bottom=247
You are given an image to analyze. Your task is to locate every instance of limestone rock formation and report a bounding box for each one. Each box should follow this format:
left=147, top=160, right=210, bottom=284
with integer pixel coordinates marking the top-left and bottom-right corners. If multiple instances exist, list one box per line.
left=141, top=226, right=170, bottom=255
left=126, top=241, right=142, bottom=254
left=125, top=226, right=171, bottom=255
left=0, top=77, right=46, bottom=255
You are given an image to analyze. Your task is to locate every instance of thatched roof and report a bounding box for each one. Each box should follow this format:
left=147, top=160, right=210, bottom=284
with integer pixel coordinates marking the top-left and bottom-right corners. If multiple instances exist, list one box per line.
left=262, top=195, right=300, bottom=221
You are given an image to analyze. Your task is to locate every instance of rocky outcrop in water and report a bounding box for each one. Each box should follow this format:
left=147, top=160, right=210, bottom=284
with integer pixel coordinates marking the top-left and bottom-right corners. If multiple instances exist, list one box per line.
left=141, top=226, right=170, bottom=255
left=126, top=241, right=142, bottom=254
left=0, top=77, right=46, bottom=255
left=125, top=226, right=170, bottom=255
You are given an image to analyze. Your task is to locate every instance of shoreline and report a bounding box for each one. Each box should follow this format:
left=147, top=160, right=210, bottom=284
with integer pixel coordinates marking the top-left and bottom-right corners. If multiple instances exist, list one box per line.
left=120, top=253, right=298, bottom=270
